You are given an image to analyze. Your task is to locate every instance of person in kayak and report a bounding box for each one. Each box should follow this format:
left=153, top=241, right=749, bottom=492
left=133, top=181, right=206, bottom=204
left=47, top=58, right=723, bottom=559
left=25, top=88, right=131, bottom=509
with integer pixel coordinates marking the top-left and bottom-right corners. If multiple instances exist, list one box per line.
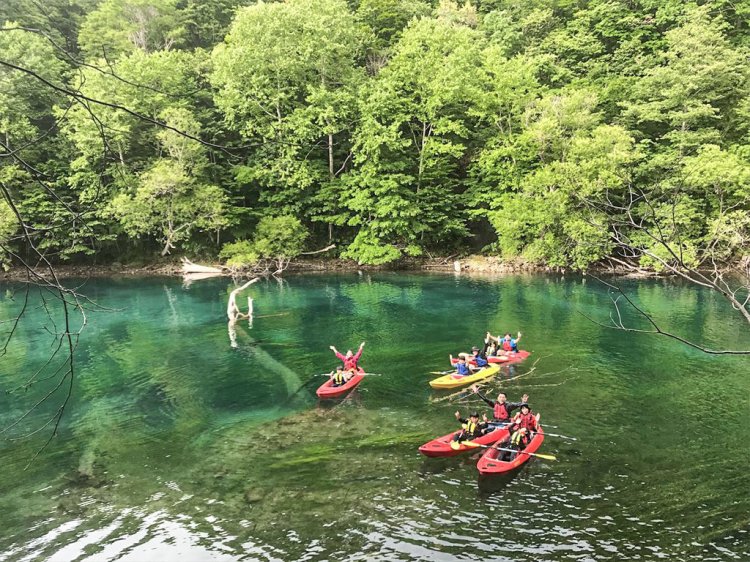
left=455, top=347, right=489, bottom=370
left=470, top=385, right=529, bottom=423
left=509, top=403, right=538, bottom=435
left=498, top=427, right=531, bottom=462
left=452, top=411, right=489, bottom=443
left=496, top=405, right=538, bottom=461
left=483, top=337, right=500, bottom=358
left=330, top=341, right=365, bottom=373
left=453, top=355, right=471, bottom=377
left=487, top=331, right=522, bottom=353
left=329, top=366, right=351, bottom=387
left=470, top=346, right=489, bottom=370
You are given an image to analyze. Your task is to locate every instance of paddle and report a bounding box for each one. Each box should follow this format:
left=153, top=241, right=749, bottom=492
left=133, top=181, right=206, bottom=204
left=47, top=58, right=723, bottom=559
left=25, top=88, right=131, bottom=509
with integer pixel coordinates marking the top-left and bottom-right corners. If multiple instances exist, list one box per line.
left=485, top=423, right=576, bottom=441
left=450, top=439, right=469, bottom=450
left=537, top=431, right=576, bottom=441
left=318, top=372, right=381, bottom=377
left=429, top=369, right=456, bottom=375
left=466, top=442, right=557, bottom=461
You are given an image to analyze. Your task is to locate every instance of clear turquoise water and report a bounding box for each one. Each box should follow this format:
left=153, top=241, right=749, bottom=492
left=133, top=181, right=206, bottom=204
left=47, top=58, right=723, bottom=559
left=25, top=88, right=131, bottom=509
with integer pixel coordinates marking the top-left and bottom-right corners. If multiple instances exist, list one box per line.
left=0, top=273, right=748, bottom=561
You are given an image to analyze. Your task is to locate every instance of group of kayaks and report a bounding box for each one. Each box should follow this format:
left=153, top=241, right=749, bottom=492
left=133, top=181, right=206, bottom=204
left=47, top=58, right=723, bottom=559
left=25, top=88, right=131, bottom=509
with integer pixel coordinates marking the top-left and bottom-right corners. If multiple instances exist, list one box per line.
left=314, top=346, right=547, bottom=476
left=422, top=349, right=547, bottom=476
left=418, top=420, right=545, bottom=475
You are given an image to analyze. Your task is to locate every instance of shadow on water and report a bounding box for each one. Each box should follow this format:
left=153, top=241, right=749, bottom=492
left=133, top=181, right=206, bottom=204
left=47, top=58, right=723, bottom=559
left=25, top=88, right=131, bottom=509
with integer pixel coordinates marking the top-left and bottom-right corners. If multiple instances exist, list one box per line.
left=316, top=388, right=363, bottom=409
left=417, top=457, right=458, bottom=476
left=477, top=467, right=525, bottom=495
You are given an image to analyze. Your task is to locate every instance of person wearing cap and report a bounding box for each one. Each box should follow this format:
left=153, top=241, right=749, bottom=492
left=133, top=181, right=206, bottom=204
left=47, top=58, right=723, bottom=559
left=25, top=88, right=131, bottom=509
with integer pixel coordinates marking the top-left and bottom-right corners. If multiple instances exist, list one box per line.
left=451, top=410, right=490, bottom=443
left=511, top=402, right=537, bottom=431
left=470, top=346, right=489, bottom=370
left=470, top=385, right=528, bottom=423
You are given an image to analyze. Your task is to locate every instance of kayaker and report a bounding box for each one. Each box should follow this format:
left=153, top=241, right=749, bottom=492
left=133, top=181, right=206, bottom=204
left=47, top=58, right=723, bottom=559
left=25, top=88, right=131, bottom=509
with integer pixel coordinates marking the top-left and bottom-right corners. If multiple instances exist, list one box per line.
left=498, top=427, right=531, bottom=462
left=470, top=346, right=489, bottom=370
left=330, top=366, right=350, bottom=387
left=330, top=341, right=365, bottom=372
left=452, top=411, right=489, bottom=443
left=470, top=385, right=528, bottom=423
left=509, top=403, right=538, bottom=434
left=498, top=407, right=538, bottom=461
left=454, top=355, right=471, bottom=377
left=483, top=337, right=500, bottom=358
left=487, top=331, right=522, bottom=353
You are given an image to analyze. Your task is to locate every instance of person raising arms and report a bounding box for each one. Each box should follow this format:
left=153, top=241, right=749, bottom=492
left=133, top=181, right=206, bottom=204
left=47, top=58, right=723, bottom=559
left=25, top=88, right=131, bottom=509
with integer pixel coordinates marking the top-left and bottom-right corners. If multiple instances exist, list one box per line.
left=330, top=341, right=365, bottom=372
left=470, top=346, right=489, bottom=370
left=451, top=411, right=490, bottom=444
left=470, top=385, right=528, bottom=423
left=487, top=331, right=522, bottom=353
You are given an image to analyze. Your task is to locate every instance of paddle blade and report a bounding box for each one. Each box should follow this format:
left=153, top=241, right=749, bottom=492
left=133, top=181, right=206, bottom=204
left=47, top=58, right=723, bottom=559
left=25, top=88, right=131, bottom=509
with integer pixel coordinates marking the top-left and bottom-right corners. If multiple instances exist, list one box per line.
left=462, top=441, right=481, bottom=448
left=449, top=440, right=461, bottom=450
left=532, top=452, right=557, bottom=461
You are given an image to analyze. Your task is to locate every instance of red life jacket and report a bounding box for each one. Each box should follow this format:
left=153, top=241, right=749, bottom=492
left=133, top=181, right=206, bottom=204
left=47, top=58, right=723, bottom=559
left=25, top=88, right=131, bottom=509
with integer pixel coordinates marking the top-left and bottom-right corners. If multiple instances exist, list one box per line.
left=502, top=339, right=513, bottom=351
left=513, top=411, right=536, bottom=431
left=494, top=402, right=509, bottom=420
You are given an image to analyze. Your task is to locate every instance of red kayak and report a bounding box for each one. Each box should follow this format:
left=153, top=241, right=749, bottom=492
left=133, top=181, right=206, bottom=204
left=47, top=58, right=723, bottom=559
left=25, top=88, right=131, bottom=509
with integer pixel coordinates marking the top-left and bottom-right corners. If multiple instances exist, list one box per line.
left=418, top=424, right=510, bottom=457
left=476, top=426, right=545, bottom=475
left=316, top=368, right=365, bottom=398
left=451, top=350, right=530, bottom=365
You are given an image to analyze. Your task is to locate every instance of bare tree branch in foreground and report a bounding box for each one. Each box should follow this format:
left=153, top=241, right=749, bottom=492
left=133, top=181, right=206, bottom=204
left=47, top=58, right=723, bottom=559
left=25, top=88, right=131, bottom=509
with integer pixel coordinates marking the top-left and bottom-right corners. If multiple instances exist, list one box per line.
left=579, top=187, right=750, bottom=354
left=581, top=276, right=750, bottom=355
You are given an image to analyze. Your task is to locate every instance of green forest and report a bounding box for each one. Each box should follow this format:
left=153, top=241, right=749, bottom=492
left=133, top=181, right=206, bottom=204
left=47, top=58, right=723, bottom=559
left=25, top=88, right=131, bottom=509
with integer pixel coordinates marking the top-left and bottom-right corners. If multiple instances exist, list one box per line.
left=1, top=0, right=749, bottom=270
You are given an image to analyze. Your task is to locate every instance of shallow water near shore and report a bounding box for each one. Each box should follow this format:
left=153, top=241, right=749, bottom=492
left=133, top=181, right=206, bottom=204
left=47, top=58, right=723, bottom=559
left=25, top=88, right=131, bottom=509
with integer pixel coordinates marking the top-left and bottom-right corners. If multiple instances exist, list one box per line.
left=0, top=272, right=748, bottom=561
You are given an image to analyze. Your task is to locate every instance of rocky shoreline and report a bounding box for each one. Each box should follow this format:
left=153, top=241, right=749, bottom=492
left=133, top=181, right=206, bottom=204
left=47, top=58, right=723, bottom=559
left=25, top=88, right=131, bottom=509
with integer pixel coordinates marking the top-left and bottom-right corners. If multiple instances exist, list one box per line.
left=0, top=255, right=654, bottom=282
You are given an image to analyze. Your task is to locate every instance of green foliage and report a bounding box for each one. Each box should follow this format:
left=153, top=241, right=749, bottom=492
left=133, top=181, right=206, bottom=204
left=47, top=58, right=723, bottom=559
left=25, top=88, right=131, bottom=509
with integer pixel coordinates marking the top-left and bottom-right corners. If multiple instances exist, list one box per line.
left=2, top=0, right=750, bottom=271
left=211, top=0, right=364, bottom=215
left=220, top=216, right=308, bottom=268
left=78, top=0, right=185, bottom=60
left=338, top=16, right=484, bottom=264
left=108, top=109, right=231, bottom=255
left=219, top=240, right=258, bottom=268
left=0, top=198, right=16, bottom=265
left=252, top=215, right=309, bottom=260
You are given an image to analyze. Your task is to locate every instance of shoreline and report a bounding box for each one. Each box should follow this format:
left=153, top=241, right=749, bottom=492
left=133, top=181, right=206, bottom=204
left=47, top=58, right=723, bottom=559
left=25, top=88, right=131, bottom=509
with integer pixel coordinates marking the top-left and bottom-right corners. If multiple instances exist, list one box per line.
left=0, top=255, right=657, bottom=282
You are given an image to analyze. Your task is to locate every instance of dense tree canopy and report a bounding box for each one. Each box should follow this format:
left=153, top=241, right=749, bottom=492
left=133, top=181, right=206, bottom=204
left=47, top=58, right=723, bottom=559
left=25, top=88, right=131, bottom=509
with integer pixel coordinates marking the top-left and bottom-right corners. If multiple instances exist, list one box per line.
left=1, top=0, right=749, bottom=270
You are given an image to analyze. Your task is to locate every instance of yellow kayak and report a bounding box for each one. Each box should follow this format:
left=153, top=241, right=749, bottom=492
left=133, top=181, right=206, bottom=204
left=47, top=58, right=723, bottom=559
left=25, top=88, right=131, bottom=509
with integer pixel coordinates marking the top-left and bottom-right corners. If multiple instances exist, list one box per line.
left=429, top=364, right=501, bottom=389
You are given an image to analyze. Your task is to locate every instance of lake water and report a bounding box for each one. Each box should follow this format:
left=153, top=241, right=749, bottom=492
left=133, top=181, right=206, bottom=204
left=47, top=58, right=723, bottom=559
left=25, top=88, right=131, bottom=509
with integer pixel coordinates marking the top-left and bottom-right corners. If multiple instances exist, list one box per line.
left=0, top=273, right=748, bottom=561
